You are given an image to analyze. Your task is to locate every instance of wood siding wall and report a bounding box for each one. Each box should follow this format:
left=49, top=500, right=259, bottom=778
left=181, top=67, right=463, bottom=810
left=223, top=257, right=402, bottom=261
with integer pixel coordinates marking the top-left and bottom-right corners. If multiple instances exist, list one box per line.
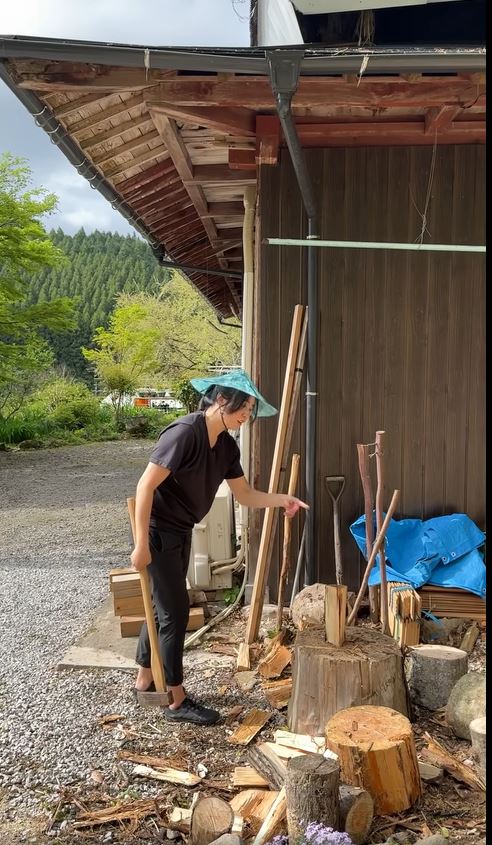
left=252, top=145, right=485, bottom=597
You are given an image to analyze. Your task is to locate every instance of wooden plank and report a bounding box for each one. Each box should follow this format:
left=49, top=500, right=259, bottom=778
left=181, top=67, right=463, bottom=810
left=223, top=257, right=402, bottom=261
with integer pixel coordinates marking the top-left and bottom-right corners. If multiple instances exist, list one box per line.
left=273, top=730, right=325, bottom=754
left=256, top=115, right=280, bottom=166
left=251, top=786, right=286, bottom=845
left=261, top=678, right=292, bottom=709
left=203, top=202, right=244, bottom=218
left=145, top=100, right=256, bottom=137
left=324, top=584, right=347, bottom=647
left=15, top=61, right=178, bottom=92
left=229, top=149, right=256, bottom=171
left=295, top=121, right=485, bottom=147
left=132, top=764, right=201, bottom=786
left=149, top=76, right=485, bottom=110
left=424, top=105, right=461, bottom=134
left=245, top=304, right=305, bottom=644
left=232, top=768, right=269, bottom=788
left=227, top=709, right=271, bottom=746
left=188, top=164, right=256, bottom=184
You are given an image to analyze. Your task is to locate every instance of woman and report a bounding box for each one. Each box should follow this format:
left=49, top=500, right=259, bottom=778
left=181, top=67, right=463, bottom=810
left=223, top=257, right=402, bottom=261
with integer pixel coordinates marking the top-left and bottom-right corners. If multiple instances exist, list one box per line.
left=130, top=369, right=308, bottom=726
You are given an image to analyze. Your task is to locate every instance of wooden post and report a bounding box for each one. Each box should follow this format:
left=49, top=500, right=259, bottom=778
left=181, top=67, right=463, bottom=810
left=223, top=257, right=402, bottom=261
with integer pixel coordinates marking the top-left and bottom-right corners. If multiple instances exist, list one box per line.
left=356, top=443, right=379, bottom=623
left=191, top=795, right=234, bottom=845
left=245, top=304, right=305, bottom=644
left=276, top=453, right=300, bottom=631
left=375, top=431, right=389, bottom=634
left=126, top=497, right=167, bottom=694
left=324, top=585, right=347, bottom=647
left=285, top=755, right=340, bottom=841
left=347, top=490, right=400, bottom=627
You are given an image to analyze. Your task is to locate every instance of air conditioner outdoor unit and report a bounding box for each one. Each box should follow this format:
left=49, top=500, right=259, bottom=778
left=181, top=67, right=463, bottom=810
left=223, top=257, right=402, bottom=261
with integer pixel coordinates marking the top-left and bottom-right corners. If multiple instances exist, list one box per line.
left=188, top=480, right=236, bottom=590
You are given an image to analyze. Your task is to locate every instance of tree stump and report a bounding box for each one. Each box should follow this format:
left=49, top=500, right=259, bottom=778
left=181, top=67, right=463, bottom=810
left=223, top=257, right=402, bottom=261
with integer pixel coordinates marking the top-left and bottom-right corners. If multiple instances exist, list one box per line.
left=325, top=705, right=421, bottom=815
left=191, top=795, right=234, bottom=845
left=284, top=755, right=340, bottom=842
left=404, top=644, right=468, bottom=710
left=339, top=785, right=374, bottom=845
left=288, top=625, right=408, bottom=735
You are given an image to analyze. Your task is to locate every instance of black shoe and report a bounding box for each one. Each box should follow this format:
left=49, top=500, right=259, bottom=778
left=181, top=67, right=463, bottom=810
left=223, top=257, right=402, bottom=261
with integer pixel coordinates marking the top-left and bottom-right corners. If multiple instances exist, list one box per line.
left=162, top=696, right=220, bottom=725
left=132, top=681, right=155, bottom=699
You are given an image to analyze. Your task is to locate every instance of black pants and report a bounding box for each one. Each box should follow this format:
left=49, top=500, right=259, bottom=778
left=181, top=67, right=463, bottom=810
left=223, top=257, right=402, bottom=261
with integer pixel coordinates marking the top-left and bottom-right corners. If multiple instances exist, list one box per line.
left=135, top=527, right=192, bottom=687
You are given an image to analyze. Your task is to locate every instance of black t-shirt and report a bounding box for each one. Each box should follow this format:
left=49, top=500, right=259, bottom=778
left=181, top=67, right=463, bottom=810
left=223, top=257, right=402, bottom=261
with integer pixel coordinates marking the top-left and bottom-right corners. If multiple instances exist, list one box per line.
left=148, top=411, right=244, bottom=532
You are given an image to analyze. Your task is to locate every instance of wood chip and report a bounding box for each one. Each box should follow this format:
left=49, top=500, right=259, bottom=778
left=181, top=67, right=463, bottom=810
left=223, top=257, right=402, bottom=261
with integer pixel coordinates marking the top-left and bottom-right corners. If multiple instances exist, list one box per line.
left=233, top=766, right=270, bottom=788
left=132, top=764, right=202, bottom=786
left=227, top=709, right=272, bottom=746
left=262, top=678, right=292, bottom=709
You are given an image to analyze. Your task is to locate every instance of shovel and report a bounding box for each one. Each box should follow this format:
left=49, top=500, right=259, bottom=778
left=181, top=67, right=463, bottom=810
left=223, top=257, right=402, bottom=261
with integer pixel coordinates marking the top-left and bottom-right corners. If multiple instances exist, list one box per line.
left=324, top=476, right=345, bottom=585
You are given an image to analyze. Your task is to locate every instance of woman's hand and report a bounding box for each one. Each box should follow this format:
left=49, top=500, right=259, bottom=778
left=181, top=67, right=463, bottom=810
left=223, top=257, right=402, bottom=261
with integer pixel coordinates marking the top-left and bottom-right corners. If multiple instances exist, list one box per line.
left=279, top=494, right=309, bottom=519
left=131, top=544, right=152, bottom=571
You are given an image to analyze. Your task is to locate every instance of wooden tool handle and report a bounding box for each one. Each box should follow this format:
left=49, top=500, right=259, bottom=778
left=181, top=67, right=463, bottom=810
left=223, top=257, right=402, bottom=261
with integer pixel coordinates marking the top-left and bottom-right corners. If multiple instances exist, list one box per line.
left=127, top=497, right=167, bottom=693
left=276, top=453, right=300, bottom=631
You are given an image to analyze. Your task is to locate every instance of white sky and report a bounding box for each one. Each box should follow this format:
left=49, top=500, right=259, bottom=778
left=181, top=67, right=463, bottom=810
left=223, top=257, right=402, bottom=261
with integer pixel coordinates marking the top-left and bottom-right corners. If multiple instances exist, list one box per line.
left=0, top=1, right=250, bottom=235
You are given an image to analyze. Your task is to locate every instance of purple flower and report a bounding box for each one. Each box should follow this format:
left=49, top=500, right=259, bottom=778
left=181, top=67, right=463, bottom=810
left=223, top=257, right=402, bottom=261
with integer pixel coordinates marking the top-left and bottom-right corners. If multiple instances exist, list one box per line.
left=264, top=835, right=289, bottom=845
left=303, top=821, right=354, bottom=845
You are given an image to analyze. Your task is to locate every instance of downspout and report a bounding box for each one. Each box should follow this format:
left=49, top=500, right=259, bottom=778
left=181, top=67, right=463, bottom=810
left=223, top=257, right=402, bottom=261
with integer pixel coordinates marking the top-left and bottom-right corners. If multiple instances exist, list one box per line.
left=266, top=50, right=319, bottom=586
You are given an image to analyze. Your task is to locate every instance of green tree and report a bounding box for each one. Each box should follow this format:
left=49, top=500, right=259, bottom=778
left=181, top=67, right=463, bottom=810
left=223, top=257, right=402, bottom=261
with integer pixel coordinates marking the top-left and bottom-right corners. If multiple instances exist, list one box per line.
left=0, top=153, right=75, bottom=417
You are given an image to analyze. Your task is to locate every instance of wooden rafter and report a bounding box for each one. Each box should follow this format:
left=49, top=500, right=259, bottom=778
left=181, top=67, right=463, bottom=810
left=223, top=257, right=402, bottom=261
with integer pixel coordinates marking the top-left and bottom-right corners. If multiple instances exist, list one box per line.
left=135, top=189, right=190, bottom=218
left=116, top=160, right=176, bottom=194
left=144, top=100, right=256, bottom=137
left=79, top=114, right=153, bottom=150
left=91, top=128, right=161, bottom=166
left=67, top=93, right=145, bottom=133
left=13, top=60, right=178, bottom=92
left=424, top=105, right=462, bottom=134
left=54, top=91, right=115, bottom=118
left=144, top=205, right=197, bottom=229
left=147, top=76, right=486, bottom=110
left=105, top=149, right=169, bottom=180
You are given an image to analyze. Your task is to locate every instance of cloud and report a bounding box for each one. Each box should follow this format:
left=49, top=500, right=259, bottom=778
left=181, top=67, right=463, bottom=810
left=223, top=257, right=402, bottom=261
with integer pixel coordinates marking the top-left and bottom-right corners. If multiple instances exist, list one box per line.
left=0, top=0, right=249, bottom=235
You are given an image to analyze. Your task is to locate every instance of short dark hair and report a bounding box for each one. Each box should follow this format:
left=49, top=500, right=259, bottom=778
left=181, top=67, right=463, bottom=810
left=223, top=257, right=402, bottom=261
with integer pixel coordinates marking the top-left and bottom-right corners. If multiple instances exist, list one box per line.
left=198, top=385, right=258, bottom=420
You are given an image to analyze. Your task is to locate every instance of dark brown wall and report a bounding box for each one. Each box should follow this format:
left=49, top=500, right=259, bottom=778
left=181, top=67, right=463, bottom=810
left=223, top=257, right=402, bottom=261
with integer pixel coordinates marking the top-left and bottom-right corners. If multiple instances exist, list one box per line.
left=252, top=145, right=485, bottom=597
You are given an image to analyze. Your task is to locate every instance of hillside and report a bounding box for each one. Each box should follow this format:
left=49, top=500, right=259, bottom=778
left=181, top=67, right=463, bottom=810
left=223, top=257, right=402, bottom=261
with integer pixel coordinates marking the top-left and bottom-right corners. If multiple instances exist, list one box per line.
left=26, top=228, right=171, bottom=382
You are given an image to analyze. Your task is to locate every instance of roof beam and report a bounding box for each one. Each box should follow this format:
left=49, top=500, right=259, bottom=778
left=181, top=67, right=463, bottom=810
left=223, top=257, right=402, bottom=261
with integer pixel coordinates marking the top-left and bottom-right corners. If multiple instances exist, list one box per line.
left=13, top=60, right=178, bottom=92
left=424, top=105, right=462, bottom=134
left=150, top=76, right=485, bottom=110
left=187, top=164, right=256, bottom=184
left=203, top=202, right=244, bottom=219
left=228, top=149, right=256, bottom=171
left=145, top=100, right=256, bottom=137
left=294, top=120, right=485, bottom=146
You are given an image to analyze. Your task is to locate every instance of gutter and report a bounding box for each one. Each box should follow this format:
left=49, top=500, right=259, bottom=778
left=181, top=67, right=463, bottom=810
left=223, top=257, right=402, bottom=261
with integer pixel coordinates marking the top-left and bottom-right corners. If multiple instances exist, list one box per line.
left=267, top=49, right=319, bottom=588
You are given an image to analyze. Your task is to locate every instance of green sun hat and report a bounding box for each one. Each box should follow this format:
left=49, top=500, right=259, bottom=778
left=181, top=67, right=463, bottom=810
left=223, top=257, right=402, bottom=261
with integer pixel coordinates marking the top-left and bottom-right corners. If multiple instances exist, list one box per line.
left=190, top=368, right=277, bottom=417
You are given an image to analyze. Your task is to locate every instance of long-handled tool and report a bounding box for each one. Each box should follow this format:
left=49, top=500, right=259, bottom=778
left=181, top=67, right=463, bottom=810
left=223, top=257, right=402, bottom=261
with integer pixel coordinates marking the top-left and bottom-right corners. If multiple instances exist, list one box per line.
left=324, top=476, right=346, bottom=585
left=127, top=497, right=169, bottom=707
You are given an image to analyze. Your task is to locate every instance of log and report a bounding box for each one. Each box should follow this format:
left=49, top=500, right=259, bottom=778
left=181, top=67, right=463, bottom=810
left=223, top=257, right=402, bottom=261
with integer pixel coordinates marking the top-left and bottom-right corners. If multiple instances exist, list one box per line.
left=469, top=716, right=486, bottom=784
left=339, top=785, right=374, bottom=845
left=191, top=795, right=234, bottom=845
left=325, top=584, right=347, bottom=647
left=404, top=644, right=468, bottom=710
left=288, top=625, right=408, bottom=735
left=284, top=755, right=340, bottom=842
left=325, top=705, right=421, bottom=815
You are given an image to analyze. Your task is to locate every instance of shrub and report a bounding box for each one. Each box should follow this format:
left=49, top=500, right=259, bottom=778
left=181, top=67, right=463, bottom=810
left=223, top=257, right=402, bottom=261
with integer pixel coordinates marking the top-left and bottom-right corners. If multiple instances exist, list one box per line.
left=50, top=397, right=102, bottom=430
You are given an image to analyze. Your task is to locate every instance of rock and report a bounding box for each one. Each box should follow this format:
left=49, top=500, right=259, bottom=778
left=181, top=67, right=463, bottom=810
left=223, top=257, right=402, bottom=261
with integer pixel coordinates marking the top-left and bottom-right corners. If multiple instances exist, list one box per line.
left=404, top=645, right=468, bottom=710
left=291, top=583, right=327, bottom=628
left=414, top=836, right=448, bottom=845
left=208, top=835, right=243, bottom=845
left=446, top=672, right=486, bottom=739
left=420, top=617, right=469, bottom=646
left=418, top=762, right=443, bottom=784
left=387, top=831, right=418, bottom=844
left=469, top=715, right=486, bottom=782
left=234, top=671, right=257, bottom=691
left=18, top=439, right=44, bottom=450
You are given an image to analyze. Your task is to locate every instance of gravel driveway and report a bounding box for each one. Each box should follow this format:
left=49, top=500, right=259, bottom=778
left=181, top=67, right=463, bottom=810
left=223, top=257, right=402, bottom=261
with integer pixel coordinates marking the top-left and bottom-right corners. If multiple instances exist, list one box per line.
left=0, top=440, right=274, bottom=844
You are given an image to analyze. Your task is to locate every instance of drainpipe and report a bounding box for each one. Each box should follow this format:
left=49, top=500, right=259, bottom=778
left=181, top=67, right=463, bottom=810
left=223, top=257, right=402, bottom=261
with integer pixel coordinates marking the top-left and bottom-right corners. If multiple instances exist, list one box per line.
left=266, top=50, right=319, bottom=587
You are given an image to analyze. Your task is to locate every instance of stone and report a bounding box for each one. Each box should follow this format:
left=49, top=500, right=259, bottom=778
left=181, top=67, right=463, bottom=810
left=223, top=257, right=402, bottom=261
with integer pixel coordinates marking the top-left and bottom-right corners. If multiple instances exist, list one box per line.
left=387, top=831, right=418, bottom=844
left=446, top=672, right=486, bottom=740
left=234, top=670, right=257, bottom=691
left=418, top=762, right=443, bottom=784
left=404, top=645, right=468, bottom=710
left=469, top=715, right=486, bottom=782
left=291, top=583, right=327, bottom=628
left=414, top=836, right=448, bottom=845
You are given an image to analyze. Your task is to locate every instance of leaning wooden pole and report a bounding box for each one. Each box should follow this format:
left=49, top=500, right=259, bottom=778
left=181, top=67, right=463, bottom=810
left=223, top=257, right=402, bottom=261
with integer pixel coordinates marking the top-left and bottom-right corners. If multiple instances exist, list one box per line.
left=375, top=431, right=389, bottom=634
left=356, top=443, right=378, bottom=623
left=276, top=453, right=300, bottom=631
left=245, top=304, right=305, bottom=645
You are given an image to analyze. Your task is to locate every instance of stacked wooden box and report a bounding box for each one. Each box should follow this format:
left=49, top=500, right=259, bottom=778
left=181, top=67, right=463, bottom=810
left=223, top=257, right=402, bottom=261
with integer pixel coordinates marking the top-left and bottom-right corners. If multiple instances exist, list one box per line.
left=109, top=567, right=205, bottom=637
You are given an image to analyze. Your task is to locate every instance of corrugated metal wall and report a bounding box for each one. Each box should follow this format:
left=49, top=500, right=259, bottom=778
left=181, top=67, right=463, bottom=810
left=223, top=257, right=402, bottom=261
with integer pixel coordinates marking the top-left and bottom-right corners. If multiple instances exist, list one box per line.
left=251, top=145, right=485, bottom=596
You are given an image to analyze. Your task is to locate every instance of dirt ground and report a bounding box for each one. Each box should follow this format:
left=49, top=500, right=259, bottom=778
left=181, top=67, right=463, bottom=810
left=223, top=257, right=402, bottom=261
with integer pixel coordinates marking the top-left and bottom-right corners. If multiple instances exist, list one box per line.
left=0, top=441, right=486, bottom=845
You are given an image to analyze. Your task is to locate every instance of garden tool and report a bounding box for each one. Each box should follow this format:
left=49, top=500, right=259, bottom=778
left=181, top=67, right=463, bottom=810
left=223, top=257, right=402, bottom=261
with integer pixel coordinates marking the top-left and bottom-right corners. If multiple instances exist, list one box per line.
left=324, top=476, right=346, bottom=585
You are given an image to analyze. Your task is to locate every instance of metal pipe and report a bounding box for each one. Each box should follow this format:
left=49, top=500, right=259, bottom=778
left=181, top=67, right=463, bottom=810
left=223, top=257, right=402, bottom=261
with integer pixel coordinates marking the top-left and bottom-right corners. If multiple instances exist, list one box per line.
left=265, top=238, right=486, bottom=254
left=267, top=50, right=318, bottom=587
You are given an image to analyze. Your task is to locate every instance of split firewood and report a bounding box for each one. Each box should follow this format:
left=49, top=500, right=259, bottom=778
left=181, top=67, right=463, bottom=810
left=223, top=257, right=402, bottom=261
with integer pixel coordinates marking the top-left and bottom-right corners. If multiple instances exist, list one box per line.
left=248, top=742, right=287, bottom=789
left=227, top=708, right=271, bottom=745
left=339, top=785, right=374, bottom=845
left=460, top=622, right=480, bottom=654
left=421, top=731, right=485, bottom=790
left=264, top=741, right=306, bottom=761
left=169, top=806, right=192, bottom=831
left=252, top=786, right=287, bottom=845
left=73, top=794, right=169, bottom=828
left=273, top=729, right=325, bottom=754
left=191, top=795, right=234, bottom=845
left=118, top=750, right=187, bottom=770
left=233, top=766, right=269, bottom=788
left=262, top=678, right=292, bottom=709
left=230, top=788, right=279, bottom=827
left=132, top=764, right=201, bottom=786
left=258, top=642, right=292, bottom=679
left=237, top=642, right=251, bottom=671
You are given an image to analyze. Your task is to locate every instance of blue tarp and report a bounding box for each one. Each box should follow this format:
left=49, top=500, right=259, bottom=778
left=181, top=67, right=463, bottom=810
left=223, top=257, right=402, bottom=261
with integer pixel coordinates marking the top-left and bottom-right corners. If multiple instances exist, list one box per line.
left=350, top=512, right=486, bottom=598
